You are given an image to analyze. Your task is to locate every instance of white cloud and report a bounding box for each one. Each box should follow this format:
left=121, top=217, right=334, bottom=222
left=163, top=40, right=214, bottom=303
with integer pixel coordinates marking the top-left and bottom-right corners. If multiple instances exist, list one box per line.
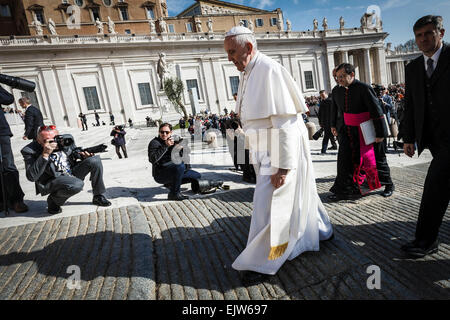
left=383, top=0, right=411, bottom=9
left=250, top=0, right=275, bottom=9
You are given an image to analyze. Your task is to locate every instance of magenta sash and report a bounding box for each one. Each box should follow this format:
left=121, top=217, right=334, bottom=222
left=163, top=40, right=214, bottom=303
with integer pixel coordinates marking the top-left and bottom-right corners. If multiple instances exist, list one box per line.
left=343, top=112, right=381, bottom=192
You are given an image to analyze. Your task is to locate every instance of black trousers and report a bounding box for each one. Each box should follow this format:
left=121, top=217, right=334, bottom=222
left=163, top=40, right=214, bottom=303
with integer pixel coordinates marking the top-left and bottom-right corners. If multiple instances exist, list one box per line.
left=321, top=127, right=337, bottom=153
left=46, top=155, right=106, bottom=206
left=374, top=140, right=394, bottom=188
left=115, top=144, right=128, bottom=158
left=415, top=145, right=450, bottom=245
left=0, top=136, right=25, bottom=205
left=81, top=121, right=88, bottom=131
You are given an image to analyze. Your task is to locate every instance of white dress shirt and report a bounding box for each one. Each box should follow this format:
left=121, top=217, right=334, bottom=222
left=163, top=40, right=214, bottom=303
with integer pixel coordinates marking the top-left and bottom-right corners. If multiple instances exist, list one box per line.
left=424, top=42, right=443, bottom=72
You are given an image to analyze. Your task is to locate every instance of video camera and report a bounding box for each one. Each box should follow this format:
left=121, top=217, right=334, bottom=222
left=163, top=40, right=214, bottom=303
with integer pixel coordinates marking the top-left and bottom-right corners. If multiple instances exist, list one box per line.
left=50, top=135, right=108, bottom=162
left=0, top=74, right=36, bottom=92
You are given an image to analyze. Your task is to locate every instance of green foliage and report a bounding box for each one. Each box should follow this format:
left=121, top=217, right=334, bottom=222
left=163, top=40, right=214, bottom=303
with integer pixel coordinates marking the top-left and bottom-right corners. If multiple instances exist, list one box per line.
left=164, top=77, right=188, bottom=119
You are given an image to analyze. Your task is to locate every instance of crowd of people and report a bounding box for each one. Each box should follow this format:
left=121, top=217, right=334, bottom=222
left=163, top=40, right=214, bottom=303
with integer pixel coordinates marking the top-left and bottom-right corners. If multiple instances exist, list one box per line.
left=0, top=15, right=447, bottom=286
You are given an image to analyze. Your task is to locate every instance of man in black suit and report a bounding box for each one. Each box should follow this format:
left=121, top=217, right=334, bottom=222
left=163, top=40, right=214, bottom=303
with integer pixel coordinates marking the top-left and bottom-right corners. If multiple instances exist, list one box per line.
left=317, top=90, right=337, bottom=154
left=19, top=97, right=43, bottom=141
left=400, top=15, right=450, bottom=258
left=21, top=125, right=111, bottom=214
left=0, top=85, right=28, bottom=213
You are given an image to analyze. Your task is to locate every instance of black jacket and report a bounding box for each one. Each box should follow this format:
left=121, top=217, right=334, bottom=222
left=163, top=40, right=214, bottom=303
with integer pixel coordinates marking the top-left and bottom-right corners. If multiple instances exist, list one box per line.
left=399, top=43, right=450, bottom=155
left=21, top=134, right=78, bottom=195
left=148, top=136, right=174, bottom=176
left=317, top=97, right=333, bottom=128
left=24, top=105, right=44, bottom=140
left=331, top=79, right=388, bottom=138
left=0, top=85, right=14, bottom=137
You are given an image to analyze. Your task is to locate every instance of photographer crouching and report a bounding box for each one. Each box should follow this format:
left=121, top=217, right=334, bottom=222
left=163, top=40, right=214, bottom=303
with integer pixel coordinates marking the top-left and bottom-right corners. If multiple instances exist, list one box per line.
left=21, top=125, right=111, bottom=214
left=148, top=123, right=202, bottom=201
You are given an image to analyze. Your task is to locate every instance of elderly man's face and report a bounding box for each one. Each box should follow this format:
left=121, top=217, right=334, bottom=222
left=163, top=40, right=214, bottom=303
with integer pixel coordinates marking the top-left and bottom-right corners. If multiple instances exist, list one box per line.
left=336, top=68, right=355, bottom=87
left=37, top=129, right=58, bottom=147
left=224, top=37, right=253, bottom=72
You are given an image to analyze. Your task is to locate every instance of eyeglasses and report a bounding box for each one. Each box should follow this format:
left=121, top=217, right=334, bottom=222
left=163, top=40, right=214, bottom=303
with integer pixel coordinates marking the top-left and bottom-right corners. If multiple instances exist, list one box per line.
left=159, top=131, right=171, bottom=134
left=39, top=125, right=56, bottom=132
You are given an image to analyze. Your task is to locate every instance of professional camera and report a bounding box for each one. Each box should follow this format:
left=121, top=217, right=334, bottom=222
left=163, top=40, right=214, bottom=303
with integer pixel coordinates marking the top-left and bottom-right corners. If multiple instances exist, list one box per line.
left=171, top=134, right=183, bottom=145
left=51, top=135, right=74, bottom=150
left=0, top=74, right=36, bottom=92
left=70, top=144, right=108, bottom=162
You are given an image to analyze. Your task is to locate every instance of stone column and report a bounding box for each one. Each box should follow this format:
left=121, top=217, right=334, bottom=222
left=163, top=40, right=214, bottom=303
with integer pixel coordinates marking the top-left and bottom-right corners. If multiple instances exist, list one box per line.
left=40, top=66, right=67, bottom=127
left=54, top=64, right=78, bottom=127
left=363, top=48, right=373, bottom=85
left=341, top=50, right=349, bottom=63
left=326, top=50, right=336, bottom=91
left=377, top=46, right=388, bottom=86
left=100, top=62, right=125, bottom=123
left=112, top=61, right=135, bottom=123
left=199, top=58, right=216, bottom=113
left=211, top=59, right=228, bottom=114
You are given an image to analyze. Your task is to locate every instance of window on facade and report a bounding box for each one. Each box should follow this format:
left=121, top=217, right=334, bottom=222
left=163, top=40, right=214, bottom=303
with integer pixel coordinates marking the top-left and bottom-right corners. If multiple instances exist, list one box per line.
left=241, top=20, right=248, bottom=28
left=75, top=0, right=84, bottom=7
left=138, top=83, right=154, bottom=105
left=0, top=5, right=11, bottom=17
left=304, top=71, right=314, bottom=89
left=186, top=23, right=193, bottom=32
left=145, top=7, right=155, bottom=19
left=168, top=24, right=175, bottom=33
left=91, top=8, right=100, bottom=21
left=229, top=76, right=239, bottom=95
left=186, top=79, right=200, bottom=100
left=34, top=9, right=45, bottom=24
left=83, top=87, right=101, bottom=110
left=270, top=17, right=277, bottom=26
left=120, top=7, right=129, bottom=20
left=256, top=19, right=264, bottom=27
left=21, top=91, right=40, bottom=110
left=103, top=0, right=112, bottom=6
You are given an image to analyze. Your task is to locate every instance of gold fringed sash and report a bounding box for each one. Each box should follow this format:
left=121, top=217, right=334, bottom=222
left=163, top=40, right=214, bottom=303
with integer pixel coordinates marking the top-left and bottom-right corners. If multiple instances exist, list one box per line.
left=268, top=242, right=288, bottom=260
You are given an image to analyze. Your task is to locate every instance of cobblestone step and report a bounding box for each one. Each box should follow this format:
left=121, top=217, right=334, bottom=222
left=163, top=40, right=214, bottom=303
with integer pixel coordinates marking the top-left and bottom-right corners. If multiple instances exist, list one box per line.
left=0, top=161, right=448, bottom=300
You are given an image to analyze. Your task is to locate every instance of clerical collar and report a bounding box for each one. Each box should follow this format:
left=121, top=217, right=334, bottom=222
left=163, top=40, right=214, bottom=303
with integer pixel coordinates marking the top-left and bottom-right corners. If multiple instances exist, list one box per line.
left=243, top=51, right=259, bottom=76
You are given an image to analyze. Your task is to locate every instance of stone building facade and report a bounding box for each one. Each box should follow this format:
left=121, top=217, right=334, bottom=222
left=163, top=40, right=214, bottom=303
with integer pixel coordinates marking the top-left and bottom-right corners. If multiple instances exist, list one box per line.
left=0, top=0, right=398, bottom=128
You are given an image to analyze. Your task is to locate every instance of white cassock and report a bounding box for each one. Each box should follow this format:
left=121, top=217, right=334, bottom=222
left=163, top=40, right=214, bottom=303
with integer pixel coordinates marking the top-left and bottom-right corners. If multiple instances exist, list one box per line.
left=232, top=51, right=333, bottom=275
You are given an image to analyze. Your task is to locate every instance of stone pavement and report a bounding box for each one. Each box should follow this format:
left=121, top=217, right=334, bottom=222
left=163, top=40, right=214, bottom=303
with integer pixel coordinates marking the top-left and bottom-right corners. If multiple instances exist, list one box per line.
left=0, top=163, right=449, bottom=299
left=0, top=120, right=448, bottom=300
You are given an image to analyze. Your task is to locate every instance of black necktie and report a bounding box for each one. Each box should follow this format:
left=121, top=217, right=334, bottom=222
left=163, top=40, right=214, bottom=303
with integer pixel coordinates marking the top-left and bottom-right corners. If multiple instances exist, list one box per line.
left=427, top=58, right=434, bottom=78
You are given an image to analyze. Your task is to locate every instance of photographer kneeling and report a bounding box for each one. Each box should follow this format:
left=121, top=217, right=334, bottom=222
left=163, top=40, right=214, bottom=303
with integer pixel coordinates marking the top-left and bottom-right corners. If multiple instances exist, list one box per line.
left=148, top=123, right=203, bottom=201
left=21, top=125, right=111, bottom=214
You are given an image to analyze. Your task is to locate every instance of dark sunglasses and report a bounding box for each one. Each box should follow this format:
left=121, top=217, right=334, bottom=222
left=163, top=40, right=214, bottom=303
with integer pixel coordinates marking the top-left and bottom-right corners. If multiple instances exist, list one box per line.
left=159, top=130, right=170, bottom=134
left=39, top=125, right=56, bottom=131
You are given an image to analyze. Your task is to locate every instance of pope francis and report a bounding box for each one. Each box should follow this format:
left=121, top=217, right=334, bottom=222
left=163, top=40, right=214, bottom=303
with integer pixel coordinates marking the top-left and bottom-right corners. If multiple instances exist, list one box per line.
left=224, top=26, right=333, bottom=282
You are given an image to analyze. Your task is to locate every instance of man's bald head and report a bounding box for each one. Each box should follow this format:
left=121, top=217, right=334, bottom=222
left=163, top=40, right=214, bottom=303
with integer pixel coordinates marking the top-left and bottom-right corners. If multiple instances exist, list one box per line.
left=37, top=127, right=59, bottom=146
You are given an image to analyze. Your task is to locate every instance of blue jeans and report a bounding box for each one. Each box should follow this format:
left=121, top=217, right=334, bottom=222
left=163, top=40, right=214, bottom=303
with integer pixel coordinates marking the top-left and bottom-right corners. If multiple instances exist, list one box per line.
left=154, top=162, right=201, bottom=194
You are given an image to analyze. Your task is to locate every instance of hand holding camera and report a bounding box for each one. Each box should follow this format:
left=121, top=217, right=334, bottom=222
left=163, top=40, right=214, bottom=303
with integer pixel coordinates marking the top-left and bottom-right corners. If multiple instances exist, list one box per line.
left=42, top=139, right=57, bottom=158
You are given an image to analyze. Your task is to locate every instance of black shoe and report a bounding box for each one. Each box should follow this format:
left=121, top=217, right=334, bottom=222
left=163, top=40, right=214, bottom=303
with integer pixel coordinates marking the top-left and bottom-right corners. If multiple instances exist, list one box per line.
left=382, top=185, right=395, bottom=197
left=328, top=145, right=338, bottom=150
left=168, top=192, right=189, bottom=201
left=47, top=197, right=62, bottom=215
left=401, top=239, right=439, bottom=258
left=93, top=195, right=112, bottom=207
left=240, top=271, right=269, bottom=286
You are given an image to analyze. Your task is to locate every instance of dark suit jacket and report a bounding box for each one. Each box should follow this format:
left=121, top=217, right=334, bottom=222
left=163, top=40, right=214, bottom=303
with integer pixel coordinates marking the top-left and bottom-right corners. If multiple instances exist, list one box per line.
left=317, top=97, right=333, bottom=128
left=21, top=134, right=78, bottom=195
left=0, top=85, right=14, bottom=137
left=400, top=43, right=450, bottom=155
left=24, top=105, right=44, bottom=140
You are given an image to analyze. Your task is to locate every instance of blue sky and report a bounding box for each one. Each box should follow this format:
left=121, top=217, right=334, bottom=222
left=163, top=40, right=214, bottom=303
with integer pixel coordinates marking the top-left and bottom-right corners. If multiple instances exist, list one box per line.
left=167, top=0, right=450, bottom=46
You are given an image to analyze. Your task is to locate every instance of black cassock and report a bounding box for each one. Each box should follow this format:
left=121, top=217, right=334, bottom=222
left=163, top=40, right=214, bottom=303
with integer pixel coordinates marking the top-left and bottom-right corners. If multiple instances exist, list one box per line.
left=330, top=80, right=389, bottom=196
